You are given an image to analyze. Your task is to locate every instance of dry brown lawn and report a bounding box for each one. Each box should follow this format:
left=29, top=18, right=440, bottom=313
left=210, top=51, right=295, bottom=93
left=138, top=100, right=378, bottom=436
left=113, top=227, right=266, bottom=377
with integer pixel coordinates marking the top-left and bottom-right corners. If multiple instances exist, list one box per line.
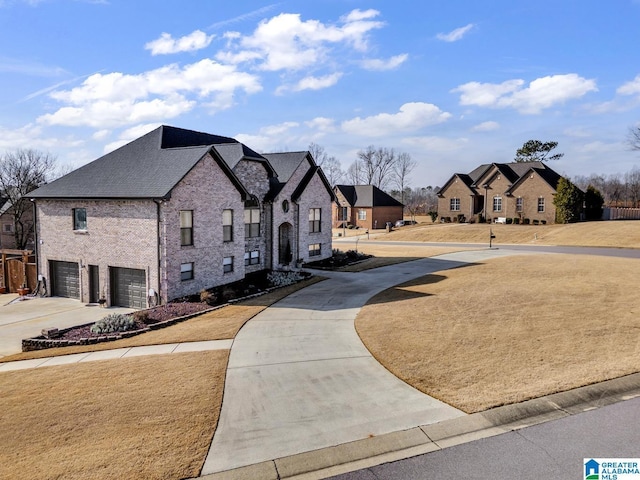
left=356, top=254, right=640, bottom=413
left=1, top=276, right=324, bottom=363
left=0, top=350, right=227, bottom=480
left=380, top=220, right=640, bottom=248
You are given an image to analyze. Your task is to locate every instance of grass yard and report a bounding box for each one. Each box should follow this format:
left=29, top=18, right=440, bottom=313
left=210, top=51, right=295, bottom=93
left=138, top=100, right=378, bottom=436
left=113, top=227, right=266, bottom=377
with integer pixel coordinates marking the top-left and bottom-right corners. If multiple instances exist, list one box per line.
left=0, top=350, right=227, bottom=480
left=355, top=254, right=640, bottom=413
left=377, top=219, right=640, bottom=247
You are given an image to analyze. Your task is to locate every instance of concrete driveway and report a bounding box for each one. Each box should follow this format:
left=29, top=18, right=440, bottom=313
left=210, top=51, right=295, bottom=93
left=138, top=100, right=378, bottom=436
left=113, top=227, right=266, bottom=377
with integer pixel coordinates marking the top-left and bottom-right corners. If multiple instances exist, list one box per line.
left=202, top=248, right=524, bottom=474
left=0, top=295, right=133, bottom=357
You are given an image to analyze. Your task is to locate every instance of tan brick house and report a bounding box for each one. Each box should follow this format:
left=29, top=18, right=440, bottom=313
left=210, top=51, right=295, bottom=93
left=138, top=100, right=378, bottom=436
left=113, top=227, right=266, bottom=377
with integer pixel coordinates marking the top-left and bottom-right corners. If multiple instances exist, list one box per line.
left=333, top=185, right=404, bottom=230
left=437, top=162, right=564, bottom=224
left=29, top=126, right=334, bottom=308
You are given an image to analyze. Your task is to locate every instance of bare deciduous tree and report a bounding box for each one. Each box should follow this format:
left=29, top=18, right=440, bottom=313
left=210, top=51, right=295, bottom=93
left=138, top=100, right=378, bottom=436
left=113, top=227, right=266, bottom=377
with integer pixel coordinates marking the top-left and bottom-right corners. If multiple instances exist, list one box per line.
left=393, top=152, right=417, bottom=209
left=628, top=125, right=640, bottom=151
left=308, top=142, right=344, bottom=186
left=0, top=149, right=57, bottom=249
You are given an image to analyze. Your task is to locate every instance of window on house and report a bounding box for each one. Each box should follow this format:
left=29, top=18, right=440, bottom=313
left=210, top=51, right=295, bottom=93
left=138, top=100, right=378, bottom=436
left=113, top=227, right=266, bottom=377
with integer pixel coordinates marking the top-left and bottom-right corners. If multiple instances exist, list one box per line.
left=3, top=223, right=14, bottom=233
left=309, top=208, right=321, bottom=232
left=73, top=208, right=87, bottom=231
left=309, top=243, right=321, bottom=257
left=180, top=262, right=194, bottom=281
left=223, top=256, right=234, bottom=273
left=358, top=209, right=366, bottom=220
left=516, top=198, right=523, bottom=212
left=244, top=250, right=260, bottom=266
left=450, top=198, right=460, bottom=211
left=244, top=208, right=260, bottom=237
left=180, top=210, right=193, bottom=246
left=493, top=196, right=502, bottom=212
left=538, top=197, right=545, bottom=212
left=223, top=209, right=233, bottom=242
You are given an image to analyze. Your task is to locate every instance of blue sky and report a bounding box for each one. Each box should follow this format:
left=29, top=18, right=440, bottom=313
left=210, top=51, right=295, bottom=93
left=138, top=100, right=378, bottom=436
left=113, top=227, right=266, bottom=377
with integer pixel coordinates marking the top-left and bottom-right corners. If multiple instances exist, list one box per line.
left=1, top=0, right=640, bottom=187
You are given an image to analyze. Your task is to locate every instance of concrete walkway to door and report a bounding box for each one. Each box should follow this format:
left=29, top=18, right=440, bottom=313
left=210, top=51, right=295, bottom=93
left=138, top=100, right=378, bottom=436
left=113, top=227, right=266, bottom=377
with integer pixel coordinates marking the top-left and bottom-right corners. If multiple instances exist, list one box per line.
left=202, top=248, right=527, bottom=475
left=0, top=296, right=133, bottom=358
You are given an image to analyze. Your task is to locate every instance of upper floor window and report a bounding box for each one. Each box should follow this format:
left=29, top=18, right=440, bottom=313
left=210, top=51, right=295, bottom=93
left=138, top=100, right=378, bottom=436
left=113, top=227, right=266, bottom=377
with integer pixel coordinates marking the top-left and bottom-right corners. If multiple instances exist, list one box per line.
left=309, top=208, right=321, bottom=232
left=450, top=198, right=460, bottom=211
left=244, top=208, right=260, bottom=238
left=223, top=209, right=233, bottom=242
left=493, top=196, right=502, bottom=212
left=3, top=223, right=14, bottom=233
left=538, top=197, right=545, bottom=213
left=73, top=208, right=87, bottom=231
left=358, top=209, right=366, bottom=220
left=516, top=197, right=523, bottom=212
left=180, top=210, right=193, bottom=246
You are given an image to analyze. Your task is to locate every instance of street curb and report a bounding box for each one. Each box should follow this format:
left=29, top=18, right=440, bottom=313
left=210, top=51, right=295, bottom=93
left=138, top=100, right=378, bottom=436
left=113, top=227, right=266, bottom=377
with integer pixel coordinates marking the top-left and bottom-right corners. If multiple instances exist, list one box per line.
left=195, top=372, right=640, bottom=480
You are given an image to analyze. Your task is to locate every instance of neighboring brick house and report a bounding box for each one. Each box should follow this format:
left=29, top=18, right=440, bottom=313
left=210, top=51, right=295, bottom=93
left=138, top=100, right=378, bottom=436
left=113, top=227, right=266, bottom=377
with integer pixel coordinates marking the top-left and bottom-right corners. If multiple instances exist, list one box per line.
left=333, top=185, right=404, bottom=230
left=29, top=126, right=335, bottom=308
left=437, top=161, right=564, bottom=224
left=0, top=198, right=35, bottom=250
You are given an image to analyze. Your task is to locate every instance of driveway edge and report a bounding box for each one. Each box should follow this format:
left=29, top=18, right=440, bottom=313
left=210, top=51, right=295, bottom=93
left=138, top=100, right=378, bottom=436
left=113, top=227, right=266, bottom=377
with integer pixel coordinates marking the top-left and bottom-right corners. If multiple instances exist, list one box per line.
left=195, top=372, right=640, bottom=480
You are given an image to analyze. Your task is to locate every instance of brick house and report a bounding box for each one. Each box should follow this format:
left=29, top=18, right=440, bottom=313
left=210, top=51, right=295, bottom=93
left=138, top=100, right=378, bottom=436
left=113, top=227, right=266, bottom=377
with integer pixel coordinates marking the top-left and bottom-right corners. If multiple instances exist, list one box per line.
left=333, top=184, right=404, bottom=230
left=29, top=126, right=334, bottom=308
left=437, top=161, right=564, bottom=224
left=0, top=198, right=35, bottom=250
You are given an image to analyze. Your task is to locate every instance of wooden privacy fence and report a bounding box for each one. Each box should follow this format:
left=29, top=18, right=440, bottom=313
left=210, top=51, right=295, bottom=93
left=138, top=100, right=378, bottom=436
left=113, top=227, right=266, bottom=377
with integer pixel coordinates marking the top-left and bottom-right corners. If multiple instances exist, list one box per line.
left=0, top=250, right=36, bottom=293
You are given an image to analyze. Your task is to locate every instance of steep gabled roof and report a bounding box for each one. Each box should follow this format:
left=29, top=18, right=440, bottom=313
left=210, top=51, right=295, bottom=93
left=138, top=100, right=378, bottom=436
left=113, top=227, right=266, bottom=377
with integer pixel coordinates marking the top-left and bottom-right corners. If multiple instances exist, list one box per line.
left=506, top=164, right=564, bottom=194
left=436, top=173, right=477, bottom=197
left=262, top=152, right=335, bottom=202
left=29, top=126, right=250, bottom=200
left=334, top=184, right=403, bottom=207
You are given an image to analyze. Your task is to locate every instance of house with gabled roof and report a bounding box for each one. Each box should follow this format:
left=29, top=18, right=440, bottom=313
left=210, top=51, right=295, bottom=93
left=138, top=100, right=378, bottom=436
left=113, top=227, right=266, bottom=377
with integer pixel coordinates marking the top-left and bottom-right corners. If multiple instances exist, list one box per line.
left=333, top=184, right=404, bottom=230
left=437, top=161, right=565, bottom=224
left=29, top=125, right=335, bottom=308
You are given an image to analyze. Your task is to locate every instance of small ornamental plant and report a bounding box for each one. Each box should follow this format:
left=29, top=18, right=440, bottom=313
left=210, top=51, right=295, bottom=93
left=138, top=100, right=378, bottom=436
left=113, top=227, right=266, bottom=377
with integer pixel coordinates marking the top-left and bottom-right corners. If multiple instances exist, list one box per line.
left=90, top=313, right=136, bottom=334
left=267, top=271, right=304, bottom=288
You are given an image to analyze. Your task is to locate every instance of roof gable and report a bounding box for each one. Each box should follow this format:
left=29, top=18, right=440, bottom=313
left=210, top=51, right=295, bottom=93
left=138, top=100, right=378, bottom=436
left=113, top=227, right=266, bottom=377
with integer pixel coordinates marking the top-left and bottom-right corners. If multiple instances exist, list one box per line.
left=29, top=126, right=252, bottom=200
left=334, top=184, right=403, bottom=207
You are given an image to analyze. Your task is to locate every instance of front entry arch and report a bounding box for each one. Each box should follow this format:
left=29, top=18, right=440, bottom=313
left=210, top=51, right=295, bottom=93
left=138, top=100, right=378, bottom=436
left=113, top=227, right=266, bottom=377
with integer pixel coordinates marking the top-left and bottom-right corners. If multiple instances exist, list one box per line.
left=278, top=222, right=293, bottom=265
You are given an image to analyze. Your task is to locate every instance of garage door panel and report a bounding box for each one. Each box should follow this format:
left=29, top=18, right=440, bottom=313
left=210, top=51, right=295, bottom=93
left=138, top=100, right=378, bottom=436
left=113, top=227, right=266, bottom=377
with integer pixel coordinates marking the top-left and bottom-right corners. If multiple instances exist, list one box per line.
left=50, top=261, right=80, bottom=299
left=111, top=267, right=146, bottom=309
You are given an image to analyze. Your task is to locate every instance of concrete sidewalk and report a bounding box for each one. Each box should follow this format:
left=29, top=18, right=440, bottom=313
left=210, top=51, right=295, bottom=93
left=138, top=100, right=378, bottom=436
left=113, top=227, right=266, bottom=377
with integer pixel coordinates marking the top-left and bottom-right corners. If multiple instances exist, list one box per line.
left=0, top=339, right=232, bottom=372
left=202, top=248, right=526, bottom=475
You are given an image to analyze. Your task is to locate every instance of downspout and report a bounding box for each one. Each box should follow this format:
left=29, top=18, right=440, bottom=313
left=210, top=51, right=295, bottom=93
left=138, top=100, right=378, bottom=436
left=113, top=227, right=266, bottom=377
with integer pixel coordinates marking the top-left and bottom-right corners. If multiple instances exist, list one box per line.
left=30, top=198, right=39, bottom=291
left=153, top=199, right=163, bottom=305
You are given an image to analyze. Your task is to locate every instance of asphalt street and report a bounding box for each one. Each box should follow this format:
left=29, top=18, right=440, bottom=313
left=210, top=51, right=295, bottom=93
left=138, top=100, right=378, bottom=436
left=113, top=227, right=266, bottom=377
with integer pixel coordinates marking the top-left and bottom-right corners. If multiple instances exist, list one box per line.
left=328, top=395, right=640, bottom=480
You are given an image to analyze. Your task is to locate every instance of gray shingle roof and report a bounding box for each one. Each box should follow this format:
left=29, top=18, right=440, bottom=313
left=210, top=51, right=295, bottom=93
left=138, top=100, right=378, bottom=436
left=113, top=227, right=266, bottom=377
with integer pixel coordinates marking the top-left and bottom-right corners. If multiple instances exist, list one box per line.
left=335, top=185, right=403, bottom=207
left=262, top=152, right=310, bottom=182
left=29, top=126, right=251, bottom=200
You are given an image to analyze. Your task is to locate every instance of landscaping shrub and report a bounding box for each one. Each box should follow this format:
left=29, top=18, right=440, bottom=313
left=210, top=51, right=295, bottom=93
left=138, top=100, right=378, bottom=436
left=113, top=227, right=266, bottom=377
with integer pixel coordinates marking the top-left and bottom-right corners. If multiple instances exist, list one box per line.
left=523, top=218, right=530, bottom=225
left=506, top=218, right=513, bottom=224
left=428, top=211, right=438, bottom=222
left=90, top=313, right=136, bottom=334
left=513, top=217, right=520, bottom=224
left=533, top=219, right=540, bottom=225
left=541, top=220, right=547, bottom=225
left=200, top=289, right=217, bottom=305
left=267, top=271, right=304, bottom=288
left=132, top=310, right=150, bottom=324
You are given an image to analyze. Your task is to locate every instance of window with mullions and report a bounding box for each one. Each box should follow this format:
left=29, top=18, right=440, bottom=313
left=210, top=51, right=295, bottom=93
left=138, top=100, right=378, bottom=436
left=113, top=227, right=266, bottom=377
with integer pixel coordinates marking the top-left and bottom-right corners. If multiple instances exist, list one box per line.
left=309, top=208, right=321, bottom=232
left=223, top=209, right=233, bottom=242
left=309, top=243, right=321, bottom=257
left=244, top=250, right=260, bottom=266
left=244, top=208, right=260, bottom=237
left=493, top=196, right=502, bottom=212
left=358, top=209, right=366, bottom=220
left=450, top=198, right=460, bottom=211
left=538, top=197, right=545, bottom=212
left=516, top=197, right=523, bottom=212
left=180, top=210, right=193, bottom=246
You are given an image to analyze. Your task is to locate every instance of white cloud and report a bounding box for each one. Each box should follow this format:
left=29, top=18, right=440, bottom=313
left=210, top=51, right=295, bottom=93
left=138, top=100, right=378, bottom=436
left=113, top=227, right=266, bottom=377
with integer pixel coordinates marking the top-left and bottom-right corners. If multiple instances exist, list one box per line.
left=471, top=121, right=500, bottom=132
left=436, top=24, right=474, bottom=42
left=342, top=102, right=451, bottom=136
left=305, top=117, right=337, bottom=133
left=360, top=54, right=408, bottom=71
left=217, top=9, right=385, bottom=72
left=92, top=129, right=110, bottom=140
left=0, top=124, right=82, bottom=151
left=38, top=59, right=262, bottom=128
left=617, top=74, right=640, bottom=95
left=280, top=73, right=343, bottom=94
left=145, top=30, right=214, bottom=55
left=453, top=74, right=597, bottom=114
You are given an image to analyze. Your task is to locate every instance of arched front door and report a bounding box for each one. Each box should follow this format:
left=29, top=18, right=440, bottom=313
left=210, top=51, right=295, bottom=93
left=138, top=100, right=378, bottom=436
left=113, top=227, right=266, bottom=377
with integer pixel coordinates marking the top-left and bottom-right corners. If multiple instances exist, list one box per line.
left=278, top=222, right=293, bottom=265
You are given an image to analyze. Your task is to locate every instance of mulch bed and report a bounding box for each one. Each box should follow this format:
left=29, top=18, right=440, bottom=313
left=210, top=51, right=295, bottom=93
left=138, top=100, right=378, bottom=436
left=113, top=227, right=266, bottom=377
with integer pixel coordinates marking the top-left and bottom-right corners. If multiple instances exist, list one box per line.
left=58, top=303, right=211, bottom=341
left=305, top=250, right=372, bottom=270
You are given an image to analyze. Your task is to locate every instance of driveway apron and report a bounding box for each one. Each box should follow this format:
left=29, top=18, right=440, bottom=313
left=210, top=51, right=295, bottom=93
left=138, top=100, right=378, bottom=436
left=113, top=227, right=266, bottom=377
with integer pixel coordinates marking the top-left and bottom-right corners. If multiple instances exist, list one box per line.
left=203, top=248, right=522, bottom=474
